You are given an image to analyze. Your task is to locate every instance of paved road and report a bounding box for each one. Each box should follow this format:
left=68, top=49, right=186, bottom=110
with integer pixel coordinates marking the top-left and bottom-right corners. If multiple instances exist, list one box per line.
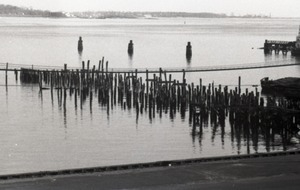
left=1, top=154, right=300, bottom=190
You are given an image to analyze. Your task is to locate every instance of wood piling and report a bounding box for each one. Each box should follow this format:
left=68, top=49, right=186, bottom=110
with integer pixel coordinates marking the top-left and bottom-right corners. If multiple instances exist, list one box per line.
left=2, top=60, right=298, bottom=137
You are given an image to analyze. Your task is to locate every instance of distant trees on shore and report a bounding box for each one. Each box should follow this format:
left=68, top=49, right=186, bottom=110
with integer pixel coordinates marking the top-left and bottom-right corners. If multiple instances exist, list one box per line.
left=0, top=4, right=271, bottom=19
left=0, top=4, right=66, bottom=18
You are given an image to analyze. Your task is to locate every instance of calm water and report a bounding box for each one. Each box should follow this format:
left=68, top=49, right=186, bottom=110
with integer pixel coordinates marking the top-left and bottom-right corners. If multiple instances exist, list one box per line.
left=1, top=17, right=300, bottom=175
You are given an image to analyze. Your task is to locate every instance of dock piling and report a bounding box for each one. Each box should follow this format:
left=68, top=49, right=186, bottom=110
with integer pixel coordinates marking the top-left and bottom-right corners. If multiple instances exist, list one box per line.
left=186, top=42, right=192, bottom=60
left=128, top=40, right=134, bottom=56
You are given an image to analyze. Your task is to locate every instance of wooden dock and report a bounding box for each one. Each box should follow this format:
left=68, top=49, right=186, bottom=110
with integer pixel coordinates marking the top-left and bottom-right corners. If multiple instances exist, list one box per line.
left=264, top=40, right=296, bottom=55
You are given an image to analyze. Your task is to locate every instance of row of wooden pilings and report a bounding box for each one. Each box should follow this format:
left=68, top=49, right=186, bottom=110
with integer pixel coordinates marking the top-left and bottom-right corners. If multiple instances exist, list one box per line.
left=77, top=37, right=193, bottom=60
left=127, top=40, right=192, bottom=60
left=16, top=60, right=300, bottom=131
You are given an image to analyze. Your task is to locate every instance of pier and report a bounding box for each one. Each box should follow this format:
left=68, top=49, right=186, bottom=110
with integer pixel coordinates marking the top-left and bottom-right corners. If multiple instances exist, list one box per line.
left=264, top=40, right=295, bottom=55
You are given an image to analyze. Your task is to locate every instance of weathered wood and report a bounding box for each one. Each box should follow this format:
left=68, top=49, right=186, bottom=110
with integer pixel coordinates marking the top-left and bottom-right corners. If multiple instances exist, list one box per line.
left=7, top=60, right=299, bottom=132
left=238, top=76, right=241, bottom=95
left=5, top=63, right=8, bottom=86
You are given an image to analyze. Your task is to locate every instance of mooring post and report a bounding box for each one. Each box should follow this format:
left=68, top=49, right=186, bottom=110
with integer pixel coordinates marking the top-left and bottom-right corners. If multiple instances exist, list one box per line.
left=78, top=36, right=83, bottom=52
left=186, top=42, right=192, bottom=59
left=128, top=40, right=134, bottom=55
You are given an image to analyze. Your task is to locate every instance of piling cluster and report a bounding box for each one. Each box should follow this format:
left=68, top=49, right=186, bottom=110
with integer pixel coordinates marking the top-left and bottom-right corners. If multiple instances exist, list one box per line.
left=17, top=60, right=300, bottom=134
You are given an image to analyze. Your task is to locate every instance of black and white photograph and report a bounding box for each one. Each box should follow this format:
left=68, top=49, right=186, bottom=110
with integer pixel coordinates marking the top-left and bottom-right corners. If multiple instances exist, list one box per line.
left=0, top=0, right=300, bottom=189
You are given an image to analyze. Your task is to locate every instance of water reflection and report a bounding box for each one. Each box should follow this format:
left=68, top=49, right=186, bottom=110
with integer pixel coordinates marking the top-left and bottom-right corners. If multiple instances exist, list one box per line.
left=186, top=57, right=192, bottom=65
left=78, top=52, right=83, bottom=68
left=63, top=89, right=67, bottom=129
left=42, top=80, right=300, bottom=155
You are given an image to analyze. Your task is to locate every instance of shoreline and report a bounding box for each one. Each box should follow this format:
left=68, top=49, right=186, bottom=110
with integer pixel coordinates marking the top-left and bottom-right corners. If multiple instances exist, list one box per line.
left=1, top=149, right=299, bottom=181
left=1, top=150, right=300, bottom=189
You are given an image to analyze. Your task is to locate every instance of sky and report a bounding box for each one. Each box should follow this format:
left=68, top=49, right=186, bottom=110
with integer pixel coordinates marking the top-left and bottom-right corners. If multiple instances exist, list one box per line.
left=0, top=0, right=299, bottom=17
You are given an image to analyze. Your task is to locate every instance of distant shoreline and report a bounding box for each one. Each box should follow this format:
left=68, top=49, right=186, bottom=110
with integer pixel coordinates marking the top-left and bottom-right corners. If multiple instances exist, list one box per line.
left=0, top=4, right=273, bottom=19
left=0, top=15, right=291, bottom=19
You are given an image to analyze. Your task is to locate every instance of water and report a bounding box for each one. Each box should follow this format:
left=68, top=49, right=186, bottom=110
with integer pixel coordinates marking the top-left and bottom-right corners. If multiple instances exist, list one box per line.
left=1, top=17, right=300, bottom=175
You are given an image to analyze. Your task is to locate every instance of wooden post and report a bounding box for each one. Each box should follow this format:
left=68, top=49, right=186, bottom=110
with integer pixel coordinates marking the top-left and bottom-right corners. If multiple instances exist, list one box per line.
left=135, top=69, right=138, bottom=86
left=98, top=60, right=101, bottom=71
left=212, top=81, right=214, bottom=96
left=106, top=61, right=108, bottom=73
left=14, top=69, right=18, bottom=82
left=159, top=67, right=162, bottom=80
left=86, top=60, right=90, bottom=89
left=39, top=70, right=42, bottom=90
left=186, top=42, right=192, bottom=59
left=127, top=40, right=134, bottom=55
left=78, top=36, right=83, bottom=52
left=238, top=76, right=241, bottom=95
left=92, top=65, right=95, bottom=86
left=82, top=61, right=85, bottom=80
left=199, top=78, right=202, bottom=95
left=101, top=57, right=104, bottom=71
left=182, top=69, right=185, bottom=83
left=5, top=63, right=8, bottom=86
left=63, top=64, right=67, bottom=88
left=146, top=69, right=149, bottom=96
left=168, top=74, right=172, bottom=92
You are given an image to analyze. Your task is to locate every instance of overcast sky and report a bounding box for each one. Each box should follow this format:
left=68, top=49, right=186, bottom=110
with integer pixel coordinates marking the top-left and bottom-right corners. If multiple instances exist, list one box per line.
left=0, top=0, right=299, bottom=17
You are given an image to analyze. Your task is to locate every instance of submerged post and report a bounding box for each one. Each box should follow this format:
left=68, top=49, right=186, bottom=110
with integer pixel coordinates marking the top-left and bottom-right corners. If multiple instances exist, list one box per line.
left=78, top=36, right=83, bottom=52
